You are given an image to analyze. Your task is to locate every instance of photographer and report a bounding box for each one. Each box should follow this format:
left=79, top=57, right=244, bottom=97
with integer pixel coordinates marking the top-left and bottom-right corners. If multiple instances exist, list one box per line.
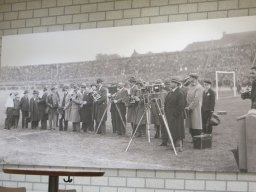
left=127, top=77, right=140, bottom=134
left=112, top=82, right=130, bottom=136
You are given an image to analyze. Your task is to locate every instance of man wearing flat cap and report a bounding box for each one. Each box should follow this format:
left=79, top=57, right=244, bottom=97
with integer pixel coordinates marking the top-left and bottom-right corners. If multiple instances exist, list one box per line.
left=201, top=80, right=216, bottom=134
left=95, top=78, right=108, bottom=134
left=20, top=90, right=30, bottom=128
left=127, top=77, right=140, bottom=134
left=185, top=73, right=204, bottom=137
left=161, top=78, right=186, bottom=151
left=250, top=66, right=256, bottom=109
left=29, top=90, right=40, bottom=129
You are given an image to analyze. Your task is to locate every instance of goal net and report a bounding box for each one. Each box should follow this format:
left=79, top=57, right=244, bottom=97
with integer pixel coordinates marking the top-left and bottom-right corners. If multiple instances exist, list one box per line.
left=215, top=71, right=236, bottom=100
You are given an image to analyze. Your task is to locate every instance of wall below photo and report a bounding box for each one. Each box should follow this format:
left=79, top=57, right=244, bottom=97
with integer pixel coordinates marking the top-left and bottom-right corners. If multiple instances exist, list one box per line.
left=1, top=0, right=256, bottom=191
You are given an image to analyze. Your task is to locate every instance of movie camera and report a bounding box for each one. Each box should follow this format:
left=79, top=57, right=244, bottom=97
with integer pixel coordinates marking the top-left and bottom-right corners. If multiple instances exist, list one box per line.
left=140, top=83, right=164, bottom=103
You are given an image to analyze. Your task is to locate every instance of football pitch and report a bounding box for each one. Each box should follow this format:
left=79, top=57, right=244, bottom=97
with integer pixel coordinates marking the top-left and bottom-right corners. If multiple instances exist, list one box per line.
left=0, top=89, right=251, bottom=172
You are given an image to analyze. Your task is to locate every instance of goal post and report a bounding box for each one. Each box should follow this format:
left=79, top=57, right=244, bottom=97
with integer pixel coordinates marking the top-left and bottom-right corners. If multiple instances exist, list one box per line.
left=215, top=71, right=236, bottom=100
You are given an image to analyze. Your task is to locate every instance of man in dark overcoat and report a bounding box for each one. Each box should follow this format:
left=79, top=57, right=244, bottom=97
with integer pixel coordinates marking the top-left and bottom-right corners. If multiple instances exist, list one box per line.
left=80, top=85, right=94, bottom=132
left=59, top=86, right=69, bottom=131
left=29, top=90, right=40, bottom=129
left=20, top=90, right=29, bottom=128
left=46, top=87, right=60, bottom=130
left=161, top=78, right=186, bottom=152
left=113, top=82, right=130, bottom=135
left=201, top=80, right=216, bottom=134
left=95, top=78, right=108, bottom=134
left=38, top=87, right=48, bottom=130
left=12, top=92, right=20, bottom=128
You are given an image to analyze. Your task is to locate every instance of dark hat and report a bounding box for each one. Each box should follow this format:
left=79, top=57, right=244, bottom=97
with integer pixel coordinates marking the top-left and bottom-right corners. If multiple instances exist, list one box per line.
left=24, top=90, right=28, bottom=94
left=50, top=87, right=56, bottom=91
left=43, top=87, right=47, bottom=91
left=136, top=80, right=143, bottom=86
left=14, top=92, right=19, bottom=96
left=33, top=90, right=39, bottom=95
left=97, top=78, right=104, bottom=84
left=189, top=73, right=199, bottom=79
left=203, top=79, right=212, bottom=85
left=251, top=66, right=256, bottom=70
left=171, top=78, right=181, bottom=85
left=129, top=77, right=136, bottom=83
left=62, top=85, right=69, bottom=91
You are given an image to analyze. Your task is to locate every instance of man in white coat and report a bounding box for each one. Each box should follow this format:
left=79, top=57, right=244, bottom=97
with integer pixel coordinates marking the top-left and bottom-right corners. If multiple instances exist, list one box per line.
left=185, top=73, right=204, bottom=137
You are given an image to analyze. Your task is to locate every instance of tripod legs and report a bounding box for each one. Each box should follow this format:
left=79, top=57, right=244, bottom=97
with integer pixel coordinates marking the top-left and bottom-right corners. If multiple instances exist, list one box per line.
left=95, top=101, right=111, bottom=134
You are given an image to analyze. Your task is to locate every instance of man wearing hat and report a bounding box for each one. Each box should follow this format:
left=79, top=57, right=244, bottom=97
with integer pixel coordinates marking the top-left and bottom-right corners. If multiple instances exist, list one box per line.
left=38, top=87, right=48, bottom=130
left=185, top=73, right=204, bottom=137
left=201, top=80, right=216, bottom=134
left=29, top=90, right=40, bottom=129
left=250, top=66, right=256, bottom=109
left=127, top=77, right=140, bottom=134
left=161, top=78, right=186, bottom=151
left=59, top=86, right=69, bottom=131
left=46, top=87, right=60, bottom=130
left=20, top=90, right=30, bottom=128
left=12, top=92, right=21, bottom=128
left=95, top=78, right=108, bottom=134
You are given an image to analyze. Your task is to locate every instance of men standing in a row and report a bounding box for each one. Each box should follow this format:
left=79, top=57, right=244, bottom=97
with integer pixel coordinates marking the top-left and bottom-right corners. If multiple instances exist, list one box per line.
left=113, top=82, right=130, bottom=135
left=250, top=66, right=256, bottom=109
left=80, top=85, right=94, bottom=132
left=185, top=73, right=204, bottom=137
left=30, top=90, right=40, bottom=129
left=20, top=90, right=29, bottom=128
left=201, top=80, right=215, bottom=134
left=161, top=78, right=186, bottom=152
left=95, top=78, right=108, bottom=134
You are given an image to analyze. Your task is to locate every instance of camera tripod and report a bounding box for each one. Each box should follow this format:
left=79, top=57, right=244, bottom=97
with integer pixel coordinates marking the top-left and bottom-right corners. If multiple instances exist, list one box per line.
left=125, top=96, right=177, bottom=155
left=95, top=96, right=126, bottom=134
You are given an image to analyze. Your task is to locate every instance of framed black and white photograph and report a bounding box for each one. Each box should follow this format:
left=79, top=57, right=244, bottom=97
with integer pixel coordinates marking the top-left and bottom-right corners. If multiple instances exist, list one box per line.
left=0, top=15, right=256, bottom=173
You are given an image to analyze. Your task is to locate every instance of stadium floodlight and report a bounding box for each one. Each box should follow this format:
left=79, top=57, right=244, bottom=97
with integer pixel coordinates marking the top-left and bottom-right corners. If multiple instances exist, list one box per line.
left=215, top=71, right=236, bottom=100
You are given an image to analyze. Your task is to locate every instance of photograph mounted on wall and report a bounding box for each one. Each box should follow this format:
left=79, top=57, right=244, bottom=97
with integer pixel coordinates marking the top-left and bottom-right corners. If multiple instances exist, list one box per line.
left=0, top=15, right=256, bottom=173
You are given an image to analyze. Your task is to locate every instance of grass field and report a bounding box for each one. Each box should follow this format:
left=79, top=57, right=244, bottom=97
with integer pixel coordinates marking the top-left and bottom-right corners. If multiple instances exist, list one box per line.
left=0, top=89, right=251, bottom=172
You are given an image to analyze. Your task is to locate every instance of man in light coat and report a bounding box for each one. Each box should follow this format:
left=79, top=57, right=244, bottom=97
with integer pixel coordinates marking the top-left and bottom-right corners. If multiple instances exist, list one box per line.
left=185, top=73, right=204, bottom=137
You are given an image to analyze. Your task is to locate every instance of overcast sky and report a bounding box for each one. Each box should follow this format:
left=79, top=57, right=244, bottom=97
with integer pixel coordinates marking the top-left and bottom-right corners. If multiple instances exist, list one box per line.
left=1, top=15, right=256, bottom=67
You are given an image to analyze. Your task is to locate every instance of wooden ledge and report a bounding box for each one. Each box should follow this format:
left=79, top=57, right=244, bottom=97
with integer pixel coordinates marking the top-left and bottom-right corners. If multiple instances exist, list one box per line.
left=3, top=168, right=105, bottom=177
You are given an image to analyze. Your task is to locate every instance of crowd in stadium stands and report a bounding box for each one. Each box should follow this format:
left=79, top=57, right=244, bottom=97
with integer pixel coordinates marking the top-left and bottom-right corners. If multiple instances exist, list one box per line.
left=0, top=43, right=255, bottom=87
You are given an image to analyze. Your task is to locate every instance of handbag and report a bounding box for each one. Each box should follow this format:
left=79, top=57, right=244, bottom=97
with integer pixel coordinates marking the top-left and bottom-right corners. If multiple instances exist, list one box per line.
left=208, top=112, right=220, bottom=126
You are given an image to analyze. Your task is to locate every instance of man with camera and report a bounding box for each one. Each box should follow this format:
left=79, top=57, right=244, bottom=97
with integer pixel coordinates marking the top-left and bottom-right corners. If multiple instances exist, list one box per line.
left=112, top=82, right=130, bottom=136
left=127, top=77, right=140, bottom=134
left=94, top=78, right=108, bottom=134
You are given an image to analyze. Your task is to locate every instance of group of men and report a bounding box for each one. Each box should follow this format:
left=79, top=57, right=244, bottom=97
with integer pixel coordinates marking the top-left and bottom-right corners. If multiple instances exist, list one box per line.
left=4, top=74, right=217, bottom=152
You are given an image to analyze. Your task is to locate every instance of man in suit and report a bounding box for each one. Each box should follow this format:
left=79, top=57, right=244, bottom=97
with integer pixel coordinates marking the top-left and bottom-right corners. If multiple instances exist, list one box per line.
left=59, top=86, right=69, bottom=131
left=95, top=78, right=108, bottom=134
left=46, top=87, right=60, bottom=130
left=161, top=78, right=186, bottom=152
left=201, top=80, right=216, bottom=134
left=12, top=92, right=20, bottom=128
left=29, top=90, right=40, bottom=129
left=250, top=66, right=256, bottom=109
left=38, top=87, right=48, bottom=130
left=185, top=73, right=204, bottom=137
left=113, top=82, right=130, bottom=135
left=127, top=77, right=140, bottom=134
left=80, top=85, right=94, bottom=132
left=20, top=90, right=29, bottom=128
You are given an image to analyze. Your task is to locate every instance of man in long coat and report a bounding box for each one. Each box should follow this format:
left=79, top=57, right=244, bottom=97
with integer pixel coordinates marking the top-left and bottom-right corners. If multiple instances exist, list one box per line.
left=127, top=77, right=140, bottom=134
left=185, top=73, right=204, bottom=137
left=38, top=87, right=48, bottom=130
left=95, top=78, right=108, bottom=134
left=201, top=80, right=215, bottom=134
left=12, top=92, right=20, bottom=128
left=20, top=90, right=30, bottom=128
left=46, top=87, right=60, bottom=130
left=59, top=86, right=69, bottom=131
left=80, top=85, right=94, bottom=132
left=29, top=90, right=40, bottom=129
left=161, top=78, right=186, bottom=151
left=113, top=82, right=130, bottom=135
left=68, top=87, right=81, bottom=132
left=250, top=66, right=256, bottom=109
